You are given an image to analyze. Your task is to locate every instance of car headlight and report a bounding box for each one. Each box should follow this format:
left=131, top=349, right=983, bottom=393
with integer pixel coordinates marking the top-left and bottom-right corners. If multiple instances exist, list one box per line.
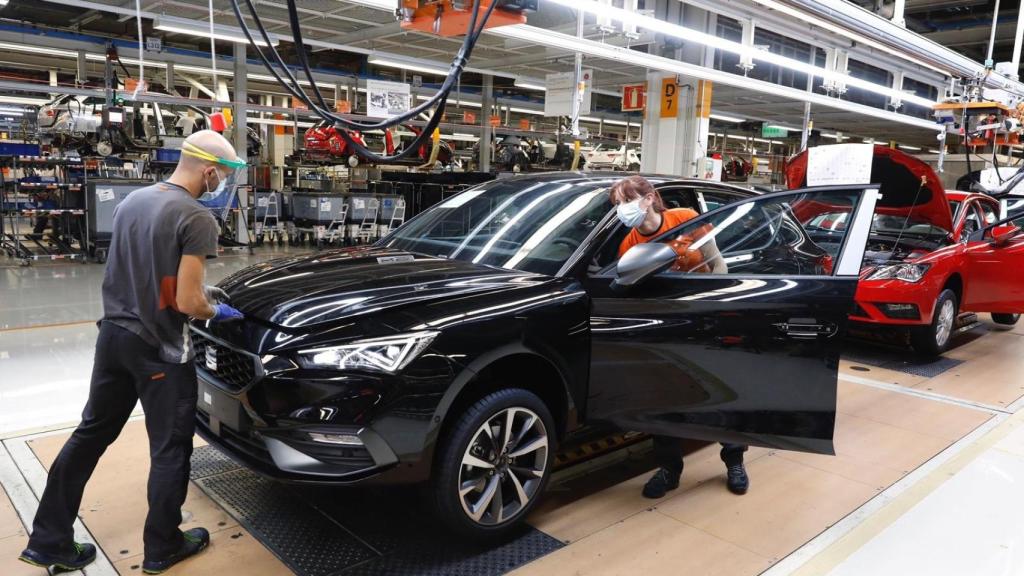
left=297, top=331, right=439, bottom=374
left=866, top=263, right=931, bottom=283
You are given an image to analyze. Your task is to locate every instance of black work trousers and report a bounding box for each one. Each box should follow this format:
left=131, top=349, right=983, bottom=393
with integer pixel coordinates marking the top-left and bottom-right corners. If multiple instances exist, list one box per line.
left=28, top=321, right=197, bottom=560
left=653, top=435, right=747, bottom=475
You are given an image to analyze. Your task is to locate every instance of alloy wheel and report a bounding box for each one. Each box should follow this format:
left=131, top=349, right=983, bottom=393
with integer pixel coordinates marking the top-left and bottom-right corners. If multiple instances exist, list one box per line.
left=935, top=298, right=956, bottom=348
left=458, top=407, right=548, bottom=526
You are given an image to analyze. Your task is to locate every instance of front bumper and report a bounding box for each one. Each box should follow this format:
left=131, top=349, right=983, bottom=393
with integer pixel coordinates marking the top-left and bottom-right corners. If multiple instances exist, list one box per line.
left=851, top=278, right=939, bottom=326
left=195, top=373, right=399, bottom=485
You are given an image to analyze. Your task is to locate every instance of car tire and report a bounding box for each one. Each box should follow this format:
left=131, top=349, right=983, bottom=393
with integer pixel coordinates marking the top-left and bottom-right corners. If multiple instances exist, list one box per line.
left=992, top=313, right=1021, bottom=326
left=910, top=288, right=958, bottom=356
left=431, top=388, right=555, bottom=540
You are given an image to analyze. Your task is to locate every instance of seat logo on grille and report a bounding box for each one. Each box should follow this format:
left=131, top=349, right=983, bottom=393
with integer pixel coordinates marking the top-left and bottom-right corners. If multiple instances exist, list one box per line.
left=205, top=346, right=218, bottom=371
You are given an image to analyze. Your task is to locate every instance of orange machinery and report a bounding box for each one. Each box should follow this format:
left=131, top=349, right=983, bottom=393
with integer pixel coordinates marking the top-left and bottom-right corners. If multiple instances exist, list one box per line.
left=399, top=0, right=534, bottom=37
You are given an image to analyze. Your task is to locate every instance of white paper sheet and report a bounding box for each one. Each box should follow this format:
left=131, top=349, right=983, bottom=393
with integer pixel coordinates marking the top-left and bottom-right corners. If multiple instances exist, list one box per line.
left=807, top=144, right=874, bottom=186
left=96, top=188, right=115, bottom=203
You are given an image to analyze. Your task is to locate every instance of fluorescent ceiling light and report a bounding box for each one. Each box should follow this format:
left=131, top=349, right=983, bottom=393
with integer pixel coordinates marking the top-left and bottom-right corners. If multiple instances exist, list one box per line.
left=927, top=148, right=943, bottom=153
left=545, top=0, right=938, bottom=109
left=154, top=18, right=279, bottom=47
left=710, top=113, right=744, bottom=123
left=580, top=116, right=630, bottom=126
left=514, top=79, right=546, bottom=91
left=766, top=124, right=798, bottom=131
left=0, top=96, right=50, bottom=105
left=368, top=57, right=448, bottom=76
left=899, top=144, right=921, bottom=150
left=489, top=25, right=941, bottom=132
left=0, top=42, right=76, bottom=58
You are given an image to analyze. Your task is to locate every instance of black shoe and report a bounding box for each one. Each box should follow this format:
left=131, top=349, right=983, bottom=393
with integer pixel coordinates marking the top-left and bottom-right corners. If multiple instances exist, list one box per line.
left=642, top=468, right=681, bottom=499
left=19, top=541, right=97, bottom=571
left=142, top=528, right=210, bottom=574
left=726, top=463, right=749, bottom=495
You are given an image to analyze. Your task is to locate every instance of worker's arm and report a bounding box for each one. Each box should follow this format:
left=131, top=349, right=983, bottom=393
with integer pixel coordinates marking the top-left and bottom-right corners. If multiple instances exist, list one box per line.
left=176, top=254, right=215, bottom=319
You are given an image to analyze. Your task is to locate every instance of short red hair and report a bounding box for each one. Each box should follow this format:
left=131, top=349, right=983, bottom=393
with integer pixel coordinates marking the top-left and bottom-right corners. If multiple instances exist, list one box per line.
left=609, top=175, right=666, bottom=212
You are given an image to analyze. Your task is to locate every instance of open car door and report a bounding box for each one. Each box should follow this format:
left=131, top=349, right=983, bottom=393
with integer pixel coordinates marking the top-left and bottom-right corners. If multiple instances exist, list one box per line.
left=964, top=216, right=1024, bottom=313
left=583, top=186, right=879, bottom=455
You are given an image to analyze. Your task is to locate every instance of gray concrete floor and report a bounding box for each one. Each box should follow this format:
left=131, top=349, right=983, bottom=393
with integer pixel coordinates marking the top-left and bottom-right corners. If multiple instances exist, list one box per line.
left=0, top=246, right=303, bottom=435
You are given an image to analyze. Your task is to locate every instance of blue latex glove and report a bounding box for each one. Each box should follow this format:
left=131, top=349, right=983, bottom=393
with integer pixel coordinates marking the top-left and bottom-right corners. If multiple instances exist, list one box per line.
left=211, top=303, right=244, bottom=322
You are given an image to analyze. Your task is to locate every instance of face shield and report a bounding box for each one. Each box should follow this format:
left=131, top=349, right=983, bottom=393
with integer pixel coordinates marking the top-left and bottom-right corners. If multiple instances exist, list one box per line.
left=181, top=141, right=247, bottom=202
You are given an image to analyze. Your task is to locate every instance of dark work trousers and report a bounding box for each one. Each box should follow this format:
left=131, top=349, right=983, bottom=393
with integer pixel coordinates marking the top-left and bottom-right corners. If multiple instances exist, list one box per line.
left=28, top=321, right=197, bottom=560
left=653, top=435, right=747, bottom=475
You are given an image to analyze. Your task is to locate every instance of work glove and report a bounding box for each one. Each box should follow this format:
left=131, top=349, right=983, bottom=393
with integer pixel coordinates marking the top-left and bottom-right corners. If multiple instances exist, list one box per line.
left=211, top=303, right=244, bottom=322
left=204, top=285, right=230, bottom=304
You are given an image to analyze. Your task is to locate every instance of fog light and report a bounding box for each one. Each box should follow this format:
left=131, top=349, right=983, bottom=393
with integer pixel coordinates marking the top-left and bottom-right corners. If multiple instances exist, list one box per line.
left=879, top=303, right=920, bottom=320
left=308, top=432, right=363, bottom=446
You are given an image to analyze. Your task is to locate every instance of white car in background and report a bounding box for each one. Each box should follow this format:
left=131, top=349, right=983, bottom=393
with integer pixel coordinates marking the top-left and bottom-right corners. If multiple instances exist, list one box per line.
left=585, top=144, right=641, bottom=171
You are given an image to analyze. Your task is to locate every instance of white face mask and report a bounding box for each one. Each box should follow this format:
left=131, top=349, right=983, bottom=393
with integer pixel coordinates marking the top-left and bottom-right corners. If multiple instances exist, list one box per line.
left=616, top=198, right=647, bottom=228
left=198, top=169, right=227, bottom=202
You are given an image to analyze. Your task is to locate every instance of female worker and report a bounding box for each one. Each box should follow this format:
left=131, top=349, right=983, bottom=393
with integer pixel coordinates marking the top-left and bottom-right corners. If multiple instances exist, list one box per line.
left=608, top=175, right=749, bottom=499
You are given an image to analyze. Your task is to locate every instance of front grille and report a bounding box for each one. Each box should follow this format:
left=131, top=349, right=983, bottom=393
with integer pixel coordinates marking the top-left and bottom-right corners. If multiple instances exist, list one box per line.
left=191, top=329, right=258, bottom=392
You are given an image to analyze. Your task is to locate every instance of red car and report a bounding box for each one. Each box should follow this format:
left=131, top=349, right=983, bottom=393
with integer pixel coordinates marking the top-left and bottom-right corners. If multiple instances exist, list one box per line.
left=301, top=122, right=452, bottom=166
left=788, top=145, right=1024, bottom=355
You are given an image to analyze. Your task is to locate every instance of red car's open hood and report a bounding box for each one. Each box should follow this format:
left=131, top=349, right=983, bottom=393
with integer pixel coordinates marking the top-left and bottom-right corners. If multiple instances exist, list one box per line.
left=786, top=145, right=953, bottom=234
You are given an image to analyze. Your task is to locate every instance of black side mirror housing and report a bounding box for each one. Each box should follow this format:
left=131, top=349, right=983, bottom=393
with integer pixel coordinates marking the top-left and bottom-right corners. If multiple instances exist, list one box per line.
left=610, top=242, right=678, bottom=292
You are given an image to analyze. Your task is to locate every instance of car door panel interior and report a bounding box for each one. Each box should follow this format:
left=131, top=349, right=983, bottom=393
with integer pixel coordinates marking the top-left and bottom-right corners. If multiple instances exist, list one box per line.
left=584, top=187, right=877, bottom=455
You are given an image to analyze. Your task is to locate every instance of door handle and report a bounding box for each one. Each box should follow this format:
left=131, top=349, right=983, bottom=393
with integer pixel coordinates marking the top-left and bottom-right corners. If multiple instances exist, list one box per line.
left=773, top=320, right=838, bottom=339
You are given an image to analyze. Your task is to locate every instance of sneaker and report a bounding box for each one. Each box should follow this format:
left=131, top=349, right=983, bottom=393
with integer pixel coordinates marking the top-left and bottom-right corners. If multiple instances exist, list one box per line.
left=142, top=527, right=210, bottom=574
left=642, top=468, right=681, bottom=499
left=726, top=463, right=749, bottom=495
left=19, top=541, right=97, bottom=571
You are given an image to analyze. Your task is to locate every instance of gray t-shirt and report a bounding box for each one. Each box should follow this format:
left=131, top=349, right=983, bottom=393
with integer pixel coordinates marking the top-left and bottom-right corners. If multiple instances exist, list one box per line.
left=101, top=182, right=218, bottom=363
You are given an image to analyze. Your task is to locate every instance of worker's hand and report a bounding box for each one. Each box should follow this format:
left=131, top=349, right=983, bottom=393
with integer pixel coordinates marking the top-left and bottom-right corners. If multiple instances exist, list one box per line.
left=211, top=303, right=244, bottom=322
left=204, top=285, right=230, bottom=304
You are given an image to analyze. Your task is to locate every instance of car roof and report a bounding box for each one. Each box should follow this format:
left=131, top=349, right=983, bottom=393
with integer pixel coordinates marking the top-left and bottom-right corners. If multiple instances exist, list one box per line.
left=492, top=171, right=756, bottom=194
left=945, top=190, right=998, bottom=203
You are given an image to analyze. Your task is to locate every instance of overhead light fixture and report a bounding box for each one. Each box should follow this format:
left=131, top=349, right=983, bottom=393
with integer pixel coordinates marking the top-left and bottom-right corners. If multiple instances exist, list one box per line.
left=154, top=18, right=279, bottom=47
left=767, top=123, right=799, bottom=131
left=544, top=0, right=938, bottom=109
left=580, top=116, right=630, bottom=126
left=514, top=79, right=546, bottom=91
left=488, top=25, right=941, bottom=132
left=0, top=96, right=50, bottom=106
left=368, top=56, right=448, bottom=76
left=0, top=42, right=76, bottom=58
left=710, top=113, right=744, bottom=123
left=899, top=144, right=921, bottom=150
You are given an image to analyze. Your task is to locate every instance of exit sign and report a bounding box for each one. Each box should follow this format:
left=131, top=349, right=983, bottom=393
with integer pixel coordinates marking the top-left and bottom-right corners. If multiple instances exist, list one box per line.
left=761, top=125, right=788, bottom=138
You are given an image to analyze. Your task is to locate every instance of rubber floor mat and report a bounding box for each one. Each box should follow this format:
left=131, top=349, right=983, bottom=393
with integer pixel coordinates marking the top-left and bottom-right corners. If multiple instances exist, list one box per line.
left=844, top=351, right=963, bottom=378
left=193, top=446, right=564, bottom=576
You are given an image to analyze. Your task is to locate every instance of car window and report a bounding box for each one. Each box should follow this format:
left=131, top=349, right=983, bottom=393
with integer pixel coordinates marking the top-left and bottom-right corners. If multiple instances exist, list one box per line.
left=699, top=190, right=743, bottom=212
left=654, top=186, right=699, bottom=211
left=949, top=200, right=961, bottom=221
left=961, top=203, right=983, bottom=242
left=978, top=201, right=998, bottom=226
left=382, top=178, right=616, bottom=276
left=647, top=189, right=860, bottom=276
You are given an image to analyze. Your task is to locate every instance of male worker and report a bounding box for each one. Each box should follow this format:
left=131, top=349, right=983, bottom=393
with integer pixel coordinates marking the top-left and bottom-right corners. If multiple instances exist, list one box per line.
left=19, top=130, right=246, bottom=574
left=608, top=175, right=750, bottom=499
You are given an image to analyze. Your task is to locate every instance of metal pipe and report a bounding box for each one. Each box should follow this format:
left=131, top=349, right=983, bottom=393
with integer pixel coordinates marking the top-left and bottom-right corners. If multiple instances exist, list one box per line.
left=1012, top=0, right=1024, bottom=78
left=987, top=0, right=1002, bottom=67
left=570, top=7, right=584, bottom=137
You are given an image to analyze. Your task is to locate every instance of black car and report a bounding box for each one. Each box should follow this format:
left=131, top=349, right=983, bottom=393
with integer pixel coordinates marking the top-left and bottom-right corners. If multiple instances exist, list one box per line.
left=192, top=173, right=880, bottom=537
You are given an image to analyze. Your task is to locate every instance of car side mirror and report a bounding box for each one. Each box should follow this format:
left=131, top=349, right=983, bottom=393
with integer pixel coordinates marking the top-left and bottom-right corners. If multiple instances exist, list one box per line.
left=611, top=243, right=678, bottom=292
left=989, top=224, right=1021, bottom=247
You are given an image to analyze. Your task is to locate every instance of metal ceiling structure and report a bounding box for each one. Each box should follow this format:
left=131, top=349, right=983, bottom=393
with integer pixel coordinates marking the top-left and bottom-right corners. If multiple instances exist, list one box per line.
left=0, top=0, right=1019, bottom=149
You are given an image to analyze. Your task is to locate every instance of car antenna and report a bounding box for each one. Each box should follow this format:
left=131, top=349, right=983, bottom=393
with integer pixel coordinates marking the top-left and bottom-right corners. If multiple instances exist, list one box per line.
left=889, top=176, right=927, bottom=260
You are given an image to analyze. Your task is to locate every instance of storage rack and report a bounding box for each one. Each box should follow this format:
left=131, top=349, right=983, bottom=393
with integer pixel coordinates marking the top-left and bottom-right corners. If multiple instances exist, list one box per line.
left=0, top=156, right=90, bottom=266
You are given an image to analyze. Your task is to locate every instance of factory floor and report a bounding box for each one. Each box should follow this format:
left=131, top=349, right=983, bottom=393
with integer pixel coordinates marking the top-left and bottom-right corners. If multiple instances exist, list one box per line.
left=2, top=249, right=1024, bottom=576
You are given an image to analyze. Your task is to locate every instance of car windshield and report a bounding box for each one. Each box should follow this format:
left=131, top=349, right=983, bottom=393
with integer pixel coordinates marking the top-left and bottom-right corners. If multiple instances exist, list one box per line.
left=381, top=178, right=615, bottom=275
left=804, top=211, right=948, bottom=238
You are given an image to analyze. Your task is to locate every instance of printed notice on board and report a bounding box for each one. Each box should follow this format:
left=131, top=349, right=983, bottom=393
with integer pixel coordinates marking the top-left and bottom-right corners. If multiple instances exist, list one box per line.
left=320, top=200, right=332, bottom=212
left=806, top=144, right=873, bottom=186
left=97, top=188, right=115, bottom=203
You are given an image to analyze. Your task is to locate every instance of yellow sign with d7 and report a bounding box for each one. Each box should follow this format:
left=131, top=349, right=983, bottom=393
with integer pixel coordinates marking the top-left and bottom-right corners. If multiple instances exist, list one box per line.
left=660, top=77, right=679, bottom=118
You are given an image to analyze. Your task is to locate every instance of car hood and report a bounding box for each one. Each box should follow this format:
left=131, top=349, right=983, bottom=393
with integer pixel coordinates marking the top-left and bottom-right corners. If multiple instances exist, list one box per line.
left=786, top=144, right=953, bottom=234
left=217, top=247, right=545, bottom=331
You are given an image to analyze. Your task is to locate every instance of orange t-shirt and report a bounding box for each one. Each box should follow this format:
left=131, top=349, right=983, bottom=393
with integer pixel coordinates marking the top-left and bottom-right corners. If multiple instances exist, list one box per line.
left=618, top=207, right=710, bottom=273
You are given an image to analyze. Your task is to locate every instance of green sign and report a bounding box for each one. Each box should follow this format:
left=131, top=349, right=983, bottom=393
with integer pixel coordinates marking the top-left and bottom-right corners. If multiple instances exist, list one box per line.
left=761, top=125, right=788, bottom=138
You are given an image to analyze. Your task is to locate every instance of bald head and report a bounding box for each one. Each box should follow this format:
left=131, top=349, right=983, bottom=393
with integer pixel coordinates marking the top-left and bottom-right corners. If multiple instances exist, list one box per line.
left=169, top=130, right=241, bottom=199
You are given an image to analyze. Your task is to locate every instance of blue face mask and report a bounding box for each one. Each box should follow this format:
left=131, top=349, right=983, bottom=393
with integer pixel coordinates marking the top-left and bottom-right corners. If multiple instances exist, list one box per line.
left=198, top=169, right=227, bottom=202
left=616, top=198, right=647, bottom=228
